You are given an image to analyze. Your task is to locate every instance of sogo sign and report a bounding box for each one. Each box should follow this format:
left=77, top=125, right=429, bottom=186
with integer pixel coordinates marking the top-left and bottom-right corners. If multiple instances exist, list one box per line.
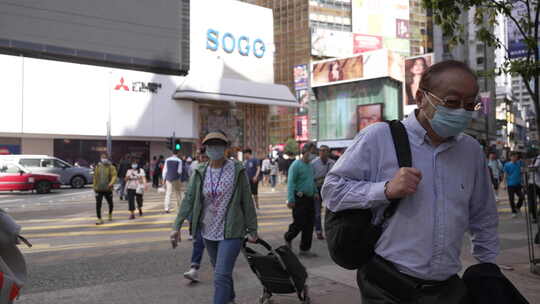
left=206, top=29, right=266, bottom=58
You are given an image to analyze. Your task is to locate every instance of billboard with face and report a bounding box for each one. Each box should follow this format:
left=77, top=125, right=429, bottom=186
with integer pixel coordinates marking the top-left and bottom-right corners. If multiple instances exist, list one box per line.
left=403, top=54, right=433, bottom=114
left=357, top=104, right=383, bottom=131
left=312, top=56, right=364, bottom=86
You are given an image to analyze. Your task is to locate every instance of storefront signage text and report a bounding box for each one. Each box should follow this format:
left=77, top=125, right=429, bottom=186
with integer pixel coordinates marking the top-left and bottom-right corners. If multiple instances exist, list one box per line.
left=114, top=77, right=162, bottom=94
left=206, top=29, right=265, bottom=58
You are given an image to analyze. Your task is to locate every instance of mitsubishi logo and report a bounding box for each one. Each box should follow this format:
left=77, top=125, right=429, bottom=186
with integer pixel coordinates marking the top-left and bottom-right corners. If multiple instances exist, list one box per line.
left=113, top=76, right=162, bottom=94
left=114, top=77, right=130, bottom=91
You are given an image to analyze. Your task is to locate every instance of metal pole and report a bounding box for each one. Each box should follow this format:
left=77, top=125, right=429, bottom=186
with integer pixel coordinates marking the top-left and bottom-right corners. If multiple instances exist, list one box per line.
left=483, top=42, right=489, bottom=147
left=107, top=71, right=112, bottom=157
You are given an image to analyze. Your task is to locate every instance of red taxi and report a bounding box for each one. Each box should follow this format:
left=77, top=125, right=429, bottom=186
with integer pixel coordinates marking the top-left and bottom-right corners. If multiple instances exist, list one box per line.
left=0, top=162, right=61, bottom=194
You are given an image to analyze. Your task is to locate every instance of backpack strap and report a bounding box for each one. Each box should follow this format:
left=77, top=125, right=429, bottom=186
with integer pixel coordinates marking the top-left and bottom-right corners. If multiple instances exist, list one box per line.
left=381, top=120, right=412, bottom=222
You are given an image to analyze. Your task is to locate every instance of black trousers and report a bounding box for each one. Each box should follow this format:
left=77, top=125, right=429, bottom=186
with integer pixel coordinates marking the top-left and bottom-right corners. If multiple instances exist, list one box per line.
left=507, top=185, right=524, bottom=213
left=284, top=195, right=315, bottom=251
left=526, top=184, right=539, bottom=220
left=126, top=189, right=143, bottom=211
left=357, top=258, right=469, bottom=304
left=152, top=171, right=161, bottom=188
left=95, top=191, right=113, bottom=219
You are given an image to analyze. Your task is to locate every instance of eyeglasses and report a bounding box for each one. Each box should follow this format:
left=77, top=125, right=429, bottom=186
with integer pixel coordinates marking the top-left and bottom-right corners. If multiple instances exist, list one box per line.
left=421, top=89, right=481, bottom=111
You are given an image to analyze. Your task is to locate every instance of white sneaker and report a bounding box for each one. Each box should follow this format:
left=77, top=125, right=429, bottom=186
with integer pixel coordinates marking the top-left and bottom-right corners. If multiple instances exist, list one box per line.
left=184, top=268, right=199, bottom=282
left=188, top=234, right=193, bottom=241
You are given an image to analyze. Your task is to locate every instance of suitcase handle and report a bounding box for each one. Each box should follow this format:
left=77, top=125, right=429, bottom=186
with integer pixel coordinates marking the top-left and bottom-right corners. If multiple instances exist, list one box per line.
left=243, top=237, right=272, bottom=251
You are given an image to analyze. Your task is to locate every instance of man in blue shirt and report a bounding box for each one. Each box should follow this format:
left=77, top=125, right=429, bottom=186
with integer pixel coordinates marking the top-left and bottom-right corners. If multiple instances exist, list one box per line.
left=504, top=152, right=524, bottom=218
left=244, top=149, right=261, bottom=209
left=323, top=60, right=498, bottom=303
left=285, top=142, right=319, bottom=257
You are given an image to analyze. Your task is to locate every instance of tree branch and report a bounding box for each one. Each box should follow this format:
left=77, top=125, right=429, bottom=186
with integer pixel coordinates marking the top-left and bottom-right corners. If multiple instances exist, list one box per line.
left=490, top=0, right=531, bottom=40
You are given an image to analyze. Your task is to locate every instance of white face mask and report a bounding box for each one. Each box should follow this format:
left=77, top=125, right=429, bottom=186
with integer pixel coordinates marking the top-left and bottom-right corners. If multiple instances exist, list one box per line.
left=101, top=158, right=108, bottom=164
left=131, top=164, right=138, bottom=169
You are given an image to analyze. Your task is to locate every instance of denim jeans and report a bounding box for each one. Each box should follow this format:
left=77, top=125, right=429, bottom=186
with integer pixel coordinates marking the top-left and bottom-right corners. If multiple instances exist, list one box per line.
left=204, top=238, right=243, bottom=304
left=191, top=229, right=205, bottom=269
left=270, top=175, right=277, bottom=188
left=117, top=179, right=127, bottom=198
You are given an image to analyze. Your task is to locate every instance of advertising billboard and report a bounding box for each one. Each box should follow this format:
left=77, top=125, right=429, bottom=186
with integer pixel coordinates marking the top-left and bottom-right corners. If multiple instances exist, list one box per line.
left=294, top=64, right=309, bottom=90
left=312, top=55, right=364, bottom=86
left=404, top=53, right=434, bottom=114
left=296, top=89, right=310, bottom=115
left=312, top=29, right=353, bottom=58
left=352, top=0, right=410, bottom=55
left=295, top=115, right=309, bottom=141
left=0, top=0, right=190, bottom=75
left=311, top=49, right=402, bottom=87
left=357, top=104, right=383, bottom=132
left=353, top=34, right=383, bottom=54
left=507, top=1, right=530, bottom=58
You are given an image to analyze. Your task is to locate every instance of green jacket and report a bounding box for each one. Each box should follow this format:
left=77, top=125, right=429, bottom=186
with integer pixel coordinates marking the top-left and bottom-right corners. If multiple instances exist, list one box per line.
left=92, top=163, right=117, bottom=192
left=172, top=160, right=258, bottom=239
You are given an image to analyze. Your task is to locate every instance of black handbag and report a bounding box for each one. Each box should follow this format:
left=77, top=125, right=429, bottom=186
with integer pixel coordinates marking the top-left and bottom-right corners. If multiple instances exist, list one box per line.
left=324, top=120, right=412, bottom=270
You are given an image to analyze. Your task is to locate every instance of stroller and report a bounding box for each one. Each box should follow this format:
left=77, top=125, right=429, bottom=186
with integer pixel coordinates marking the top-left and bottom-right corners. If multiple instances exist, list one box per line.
left=242, top=238, right=310, bottom=304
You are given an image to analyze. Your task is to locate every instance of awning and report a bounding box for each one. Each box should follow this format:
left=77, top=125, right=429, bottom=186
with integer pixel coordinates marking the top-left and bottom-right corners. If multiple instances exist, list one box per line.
left=173, top=76, right=300, bottom=107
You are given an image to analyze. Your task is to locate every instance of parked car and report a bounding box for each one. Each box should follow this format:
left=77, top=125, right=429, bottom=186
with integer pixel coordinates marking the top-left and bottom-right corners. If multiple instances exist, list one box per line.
left=0, top=155, right=93, bottom=188
left=0, top=162, right=61, bottom=194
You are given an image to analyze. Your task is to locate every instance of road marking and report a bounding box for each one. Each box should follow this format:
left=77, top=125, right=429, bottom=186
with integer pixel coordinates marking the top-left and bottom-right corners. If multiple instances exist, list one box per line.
left=24, top=221, right=286, bottom=238
left=21, top=226, right=288, bottom=254
left=0, top=199, right=24, bottom=204
left=17, top=203, right=291, bottom=224
left=22, top=213, right=291, bottom=231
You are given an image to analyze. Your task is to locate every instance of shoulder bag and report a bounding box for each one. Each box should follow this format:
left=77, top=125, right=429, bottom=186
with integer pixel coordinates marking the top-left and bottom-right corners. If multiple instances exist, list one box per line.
left=324, top=120, right=412, bottom=270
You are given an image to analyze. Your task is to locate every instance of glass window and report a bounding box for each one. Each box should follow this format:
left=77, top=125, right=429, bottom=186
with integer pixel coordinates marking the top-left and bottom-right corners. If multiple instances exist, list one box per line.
left=314, top=78, right=400, bottom=140
left=41, top=159, right=55, bottom=168
left=19, top=158, right=41, bottom=167
left=0, top=164, right=21, bottom=174
left=53, top=159, right=69, bottom=168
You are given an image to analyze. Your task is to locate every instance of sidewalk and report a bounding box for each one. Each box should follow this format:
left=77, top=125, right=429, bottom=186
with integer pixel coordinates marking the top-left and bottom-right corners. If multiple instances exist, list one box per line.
left=250, top=186, right=540, bottom=303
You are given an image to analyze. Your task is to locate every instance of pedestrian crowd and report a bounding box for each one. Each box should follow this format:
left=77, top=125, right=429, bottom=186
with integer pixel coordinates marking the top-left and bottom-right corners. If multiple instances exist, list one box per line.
left=86, top=60, right=538, bottom=304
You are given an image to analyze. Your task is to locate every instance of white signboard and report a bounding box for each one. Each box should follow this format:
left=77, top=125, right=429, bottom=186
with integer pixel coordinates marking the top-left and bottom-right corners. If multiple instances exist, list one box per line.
left=0, top=54, right=195, bottom=139
left=190, top=0, right=275, bottom=83
left=312, top=29, right=353, bottom=58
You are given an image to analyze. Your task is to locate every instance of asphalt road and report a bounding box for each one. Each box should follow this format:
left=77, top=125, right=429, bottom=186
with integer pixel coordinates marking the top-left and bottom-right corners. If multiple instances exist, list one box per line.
left=0, top=186, right=94, bottom=209
left=4, top=185, right=540, bottom=304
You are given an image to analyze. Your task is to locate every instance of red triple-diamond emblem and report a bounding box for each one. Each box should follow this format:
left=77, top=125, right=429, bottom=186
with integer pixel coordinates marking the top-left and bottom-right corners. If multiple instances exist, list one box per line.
left=114, top=77, right=129, bottom=91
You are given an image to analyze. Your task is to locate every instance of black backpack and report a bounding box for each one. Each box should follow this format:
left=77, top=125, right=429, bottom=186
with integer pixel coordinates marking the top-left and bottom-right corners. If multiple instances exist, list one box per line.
left=180, top=161, right=190, bottom=182
left=324, top=120, right=411, bottom=270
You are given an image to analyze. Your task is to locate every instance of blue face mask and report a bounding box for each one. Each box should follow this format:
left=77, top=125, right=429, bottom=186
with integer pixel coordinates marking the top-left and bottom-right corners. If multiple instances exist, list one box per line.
left=426, top=99, right=473, bottom=138
left=206, top=145, right=226, bottom=161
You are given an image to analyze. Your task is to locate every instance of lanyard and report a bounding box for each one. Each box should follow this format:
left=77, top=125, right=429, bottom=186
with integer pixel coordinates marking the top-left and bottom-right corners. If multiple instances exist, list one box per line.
left=209, top=163, right=225, bottom=200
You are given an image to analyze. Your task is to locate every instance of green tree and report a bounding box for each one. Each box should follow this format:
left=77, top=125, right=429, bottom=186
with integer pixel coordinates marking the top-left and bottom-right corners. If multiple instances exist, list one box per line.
left=423, top=0, right=539, bottom=131
left=284, top=138, right=300, bottom=155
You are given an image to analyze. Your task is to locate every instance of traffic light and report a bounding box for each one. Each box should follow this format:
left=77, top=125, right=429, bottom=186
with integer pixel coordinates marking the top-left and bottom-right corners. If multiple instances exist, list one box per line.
left=174, top=139, right=182, bottom=152
left=166, top=137, right=174, bottom=150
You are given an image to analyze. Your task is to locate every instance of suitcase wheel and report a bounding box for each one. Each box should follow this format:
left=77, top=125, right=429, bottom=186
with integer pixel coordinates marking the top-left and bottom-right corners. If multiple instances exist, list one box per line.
left=259, top=291, right=272, bottom=304
left=301, top=285, right=310, bottom=304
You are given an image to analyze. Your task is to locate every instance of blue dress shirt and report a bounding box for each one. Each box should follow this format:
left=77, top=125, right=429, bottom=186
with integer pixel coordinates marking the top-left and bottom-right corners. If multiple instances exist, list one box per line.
left=322, top=113, right=499, bottom=281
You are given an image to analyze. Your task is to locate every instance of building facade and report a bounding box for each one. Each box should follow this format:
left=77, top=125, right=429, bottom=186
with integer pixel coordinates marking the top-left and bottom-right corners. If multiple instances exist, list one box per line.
left=0, top=0, right=298, bottom=163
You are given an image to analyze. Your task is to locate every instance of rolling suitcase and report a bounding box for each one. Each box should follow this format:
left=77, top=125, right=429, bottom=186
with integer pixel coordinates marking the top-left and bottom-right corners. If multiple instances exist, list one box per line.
left=241, top=238, right=310, bottom=304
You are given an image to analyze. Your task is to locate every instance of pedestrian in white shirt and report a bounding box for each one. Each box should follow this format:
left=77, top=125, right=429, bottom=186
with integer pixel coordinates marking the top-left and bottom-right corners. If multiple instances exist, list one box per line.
left=162, top=150, right=183, bottom=213
left=125, top=159, right=147, bottom=219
